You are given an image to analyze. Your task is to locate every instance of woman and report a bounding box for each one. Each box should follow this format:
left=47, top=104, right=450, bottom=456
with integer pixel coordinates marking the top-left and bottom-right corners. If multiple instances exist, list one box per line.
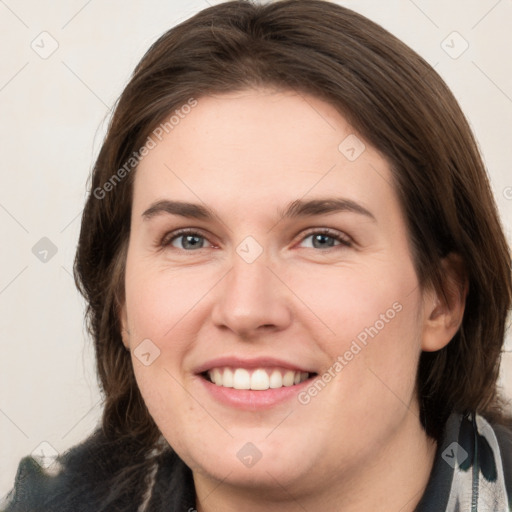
left=3, top=0, right=511, bottom=511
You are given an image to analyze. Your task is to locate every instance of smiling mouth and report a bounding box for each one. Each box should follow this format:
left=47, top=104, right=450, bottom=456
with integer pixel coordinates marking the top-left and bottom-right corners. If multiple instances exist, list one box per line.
left=201, top=367, right=318, bottom=390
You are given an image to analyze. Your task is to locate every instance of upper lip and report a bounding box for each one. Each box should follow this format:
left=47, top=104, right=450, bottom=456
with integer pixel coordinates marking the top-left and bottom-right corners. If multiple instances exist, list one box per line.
left=194, top=356, right=316, bottom=375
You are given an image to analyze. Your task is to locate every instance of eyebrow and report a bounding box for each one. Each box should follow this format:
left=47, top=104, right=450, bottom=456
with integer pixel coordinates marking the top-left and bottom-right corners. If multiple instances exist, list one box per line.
left=142, top=197, right=376, bottom=222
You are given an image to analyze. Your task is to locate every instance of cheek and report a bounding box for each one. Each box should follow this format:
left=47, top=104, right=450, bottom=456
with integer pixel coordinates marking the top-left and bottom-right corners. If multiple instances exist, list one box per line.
left=129, top=359, right=196, bottom=458
left=123, top=261, right=222, bottom=435
left=283, top=259, right=419, bottom=353
left=289, top=259, right=423, bottom=410
left=124, top=259, right=216, bottom=344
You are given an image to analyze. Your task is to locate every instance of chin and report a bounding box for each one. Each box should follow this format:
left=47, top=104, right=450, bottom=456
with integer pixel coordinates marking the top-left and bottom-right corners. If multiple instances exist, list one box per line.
left=184, top=435, right=310, bottom=488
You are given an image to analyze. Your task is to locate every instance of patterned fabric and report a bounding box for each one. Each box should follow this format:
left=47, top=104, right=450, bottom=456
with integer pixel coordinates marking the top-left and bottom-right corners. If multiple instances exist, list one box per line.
left=2, top=412, right=511, bottom=511
left=417, top=412, right=512, bottom=511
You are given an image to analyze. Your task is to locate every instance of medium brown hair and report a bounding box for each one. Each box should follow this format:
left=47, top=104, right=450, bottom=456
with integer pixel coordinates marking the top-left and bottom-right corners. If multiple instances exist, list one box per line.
left=74, top=0, right=512, bottom=448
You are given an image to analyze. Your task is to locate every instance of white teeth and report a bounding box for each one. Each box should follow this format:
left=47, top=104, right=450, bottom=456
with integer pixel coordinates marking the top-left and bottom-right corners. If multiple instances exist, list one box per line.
left=233, top=368, right=251, bottom=389
left=223, top=368, right=234, bottom=388
left=282, top=370, right=295, bottom=387
left=269, top=369, right=282, bottom=389
left=251, top=369, right=269, bottom=390
left=206, top=367, right=310, bottom=390
left=212, top=368, right=222, bottom=386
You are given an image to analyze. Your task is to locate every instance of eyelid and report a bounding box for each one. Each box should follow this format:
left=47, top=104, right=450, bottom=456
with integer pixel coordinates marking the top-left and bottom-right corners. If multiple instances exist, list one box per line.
left=295, top=227, right=353, bottom=248
left=159, top=227, right=216, bottom=249
left=158, top=226, right=353, bottom=252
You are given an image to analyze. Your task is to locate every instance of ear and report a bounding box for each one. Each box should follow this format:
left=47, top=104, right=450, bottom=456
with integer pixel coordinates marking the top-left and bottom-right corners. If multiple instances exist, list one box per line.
left=119, top=303, right=131, bottom=350
left=421, top=253, right=468, bottom=352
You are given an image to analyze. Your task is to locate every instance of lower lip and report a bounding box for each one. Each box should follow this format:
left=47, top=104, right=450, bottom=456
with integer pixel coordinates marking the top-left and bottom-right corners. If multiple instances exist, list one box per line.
left=197, top=375, right=314, bottom=410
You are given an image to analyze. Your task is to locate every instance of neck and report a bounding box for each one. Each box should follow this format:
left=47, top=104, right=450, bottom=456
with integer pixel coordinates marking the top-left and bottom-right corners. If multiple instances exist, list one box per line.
left=194, top=410, right=437, bottom=512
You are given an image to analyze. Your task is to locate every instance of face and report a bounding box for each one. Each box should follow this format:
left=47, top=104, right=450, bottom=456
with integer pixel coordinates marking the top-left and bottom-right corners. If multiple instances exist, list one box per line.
left=120, top=88, right=433, bottom=496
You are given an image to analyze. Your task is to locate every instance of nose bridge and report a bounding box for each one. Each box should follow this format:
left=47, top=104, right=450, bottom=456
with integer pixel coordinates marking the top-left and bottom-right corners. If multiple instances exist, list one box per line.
left=211, top=245, right=291, bottom=335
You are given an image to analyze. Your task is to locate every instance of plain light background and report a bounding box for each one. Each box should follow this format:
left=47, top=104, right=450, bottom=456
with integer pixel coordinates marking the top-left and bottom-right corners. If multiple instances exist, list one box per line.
left=1, top=0, right=511, bottom=498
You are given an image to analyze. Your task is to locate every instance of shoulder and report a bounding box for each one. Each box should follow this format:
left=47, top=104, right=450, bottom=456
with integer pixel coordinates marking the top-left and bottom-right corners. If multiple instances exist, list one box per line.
left=1, top=429, right=156, bottom=512
left=492, top=421, right=512, bottom=500
left=457, top=413, right=512, bottom=508
left=416, top=411, right=512, bottom=511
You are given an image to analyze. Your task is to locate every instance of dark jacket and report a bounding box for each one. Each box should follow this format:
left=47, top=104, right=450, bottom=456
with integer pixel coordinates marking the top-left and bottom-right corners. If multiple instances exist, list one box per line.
left=2, top=412, right=511, bottom=511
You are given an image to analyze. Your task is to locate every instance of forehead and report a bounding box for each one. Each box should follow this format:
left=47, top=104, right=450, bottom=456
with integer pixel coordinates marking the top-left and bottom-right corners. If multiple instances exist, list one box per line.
left=132, top=88, right=395, bottom=219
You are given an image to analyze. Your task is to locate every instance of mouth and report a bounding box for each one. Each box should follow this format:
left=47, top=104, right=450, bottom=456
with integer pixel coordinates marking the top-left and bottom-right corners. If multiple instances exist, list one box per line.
left=201, top=367, right=318, bottom=390
left=194, top=357, right=319, bottom=409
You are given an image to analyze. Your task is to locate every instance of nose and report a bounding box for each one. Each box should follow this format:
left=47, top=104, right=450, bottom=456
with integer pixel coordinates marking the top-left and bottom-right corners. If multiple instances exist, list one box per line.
left=210, top=251, right=292, bottom=339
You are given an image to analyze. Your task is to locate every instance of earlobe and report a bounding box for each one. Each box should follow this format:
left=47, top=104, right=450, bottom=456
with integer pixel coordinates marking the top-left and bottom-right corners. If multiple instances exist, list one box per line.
left=119, top=304, right=131, bottom=350
left=421, top=253, right=468, bottom=352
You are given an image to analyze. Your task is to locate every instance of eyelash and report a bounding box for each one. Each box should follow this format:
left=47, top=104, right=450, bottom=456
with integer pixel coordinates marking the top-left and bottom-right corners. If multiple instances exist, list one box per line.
left=158, top=227, right=353, bottom=252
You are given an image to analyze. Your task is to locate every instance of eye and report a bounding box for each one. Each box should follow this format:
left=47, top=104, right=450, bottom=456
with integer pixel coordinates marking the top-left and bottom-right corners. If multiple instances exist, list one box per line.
left=160, top=229, right=212, bottom=251
left=297, top=228, right=352, bottom=250
left=158, top=227, right=353, bottom=252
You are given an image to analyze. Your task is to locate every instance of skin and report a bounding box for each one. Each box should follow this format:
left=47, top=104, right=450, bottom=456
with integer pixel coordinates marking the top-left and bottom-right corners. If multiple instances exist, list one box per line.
left=120, top=88, right=466, bottom=512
